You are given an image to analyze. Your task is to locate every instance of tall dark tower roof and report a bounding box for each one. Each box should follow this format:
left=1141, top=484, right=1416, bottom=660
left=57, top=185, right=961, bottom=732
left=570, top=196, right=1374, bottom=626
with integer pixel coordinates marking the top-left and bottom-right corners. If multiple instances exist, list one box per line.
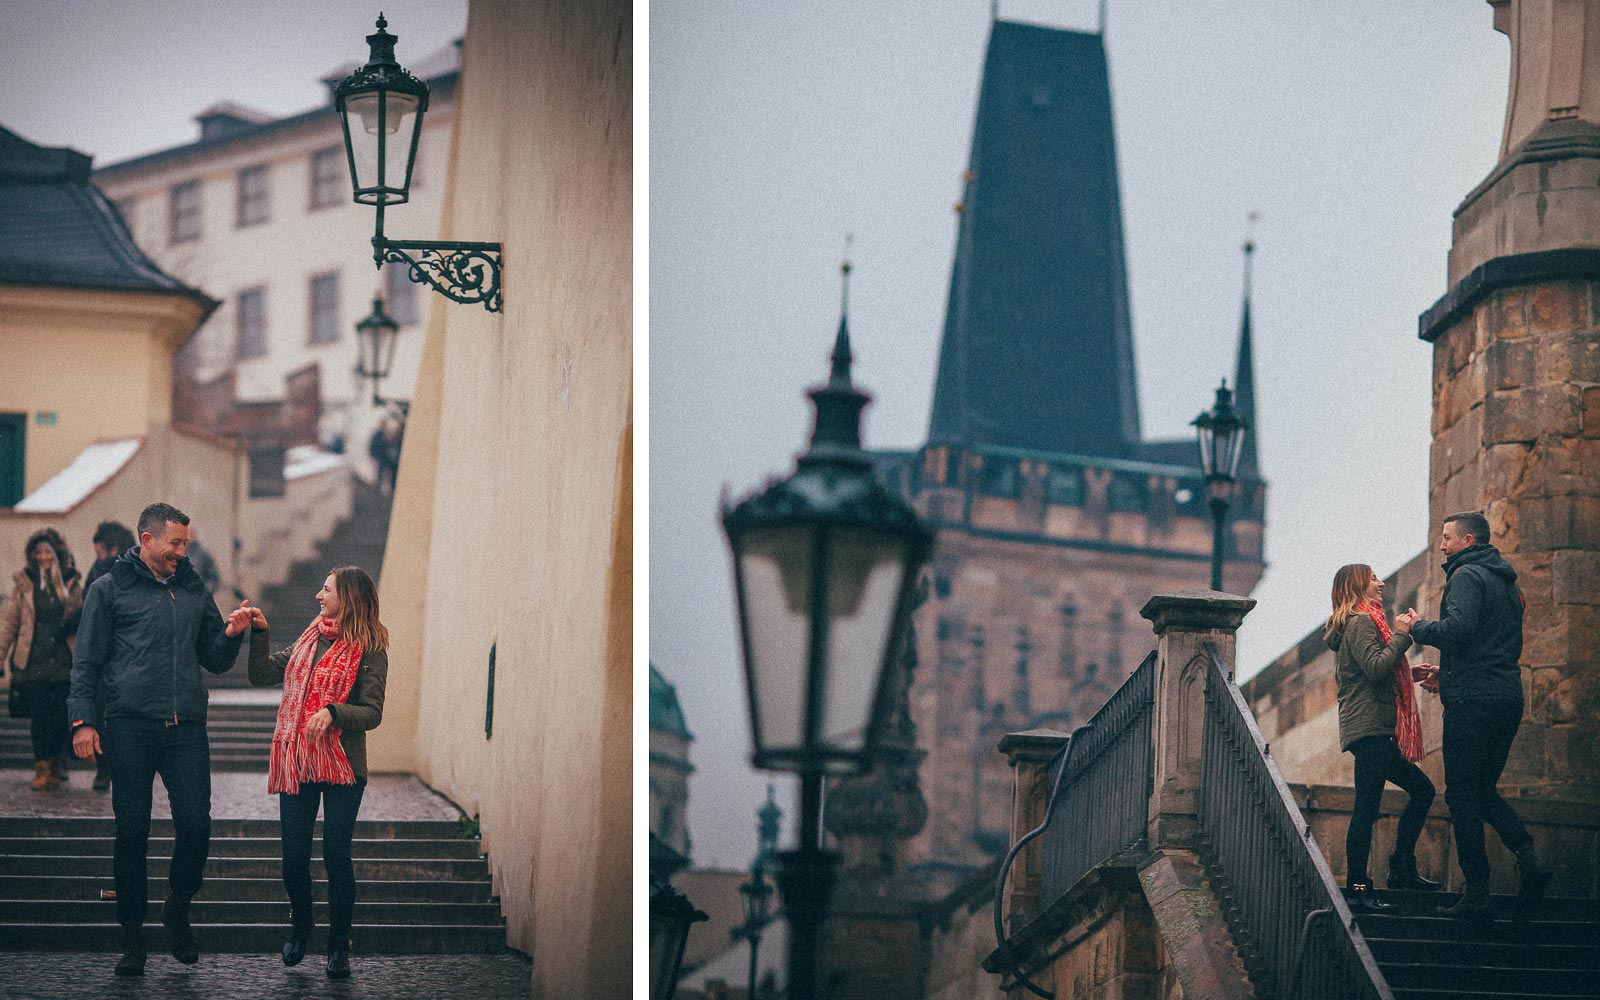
left=1232, top=240, right=1259, bottom=478
left=928, top=20, right=1139, bottom=458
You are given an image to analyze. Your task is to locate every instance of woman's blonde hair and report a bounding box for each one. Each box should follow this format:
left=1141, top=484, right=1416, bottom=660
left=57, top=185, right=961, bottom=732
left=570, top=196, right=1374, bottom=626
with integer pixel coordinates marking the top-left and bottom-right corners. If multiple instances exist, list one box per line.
left=28, top=540, right=68, bottom=603
left=1324, top=563, right=1376, bottom=640
left=330, top=566, right=388, bottom=653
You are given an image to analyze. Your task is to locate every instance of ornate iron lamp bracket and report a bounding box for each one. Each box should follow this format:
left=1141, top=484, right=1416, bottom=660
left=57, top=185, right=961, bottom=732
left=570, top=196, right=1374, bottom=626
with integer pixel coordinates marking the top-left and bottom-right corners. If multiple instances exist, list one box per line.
left=376, top=238, right=503, bottom=313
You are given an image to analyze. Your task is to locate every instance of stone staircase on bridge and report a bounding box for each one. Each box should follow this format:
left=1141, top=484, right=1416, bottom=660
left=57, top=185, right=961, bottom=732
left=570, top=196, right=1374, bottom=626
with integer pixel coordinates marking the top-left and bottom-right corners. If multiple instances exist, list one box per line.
left=1356, top=888, right=1600, bottom=1000
left=0, top=815, right=506, bottom=955
left=0, top=702, right=274, bottom=772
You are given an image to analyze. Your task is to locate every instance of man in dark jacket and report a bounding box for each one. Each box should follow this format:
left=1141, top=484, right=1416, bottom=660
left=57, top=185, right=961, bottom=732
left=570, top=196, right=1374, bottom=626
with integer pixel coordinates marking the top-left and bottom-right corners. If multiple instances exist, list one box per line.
left=1400, top=511, right=1548, bottom=916
left=68, top=503, right=254, bottom=976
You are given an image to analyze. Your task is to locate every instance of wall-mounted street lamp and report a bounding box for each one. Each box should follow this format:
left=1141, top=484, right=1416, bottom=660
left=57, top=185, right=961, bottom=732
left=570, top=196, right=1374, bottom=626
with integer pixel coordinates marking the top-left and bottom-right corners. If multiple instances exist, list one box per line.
left=721, top=258, right=934, bottom=1000
left=1191, top=379, right=1249, bottom=591
left=354, top=296, right=403, bottom=409
left=335, top=15, right=502, bottom=312
left=649, top=879, right=707, bottom=1000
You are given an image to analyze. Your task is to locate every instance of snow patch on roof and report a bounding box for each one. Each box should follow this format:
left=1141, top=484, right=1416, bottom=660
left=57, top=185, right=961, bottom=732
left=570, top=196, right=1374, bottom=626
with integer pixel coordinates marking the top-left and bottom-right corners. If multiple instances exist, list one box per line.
left=13, top=438, right=141, bottom=514
left=285, top=445, right=345, bottom=481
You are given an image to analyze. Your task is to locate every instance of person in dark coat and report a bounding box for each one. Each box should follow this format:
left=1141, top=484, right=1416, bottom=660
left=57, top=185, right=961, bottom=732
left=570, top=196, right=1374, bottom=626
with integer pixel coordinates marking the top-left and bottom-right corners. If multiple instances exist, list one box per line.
left=1399, top=511, right=1550, bottom=917
left=0, top=529, right=84, bottom=791
left=69, top=503, right=255, bottom=976
left=68, top=520, right=136, bottom=790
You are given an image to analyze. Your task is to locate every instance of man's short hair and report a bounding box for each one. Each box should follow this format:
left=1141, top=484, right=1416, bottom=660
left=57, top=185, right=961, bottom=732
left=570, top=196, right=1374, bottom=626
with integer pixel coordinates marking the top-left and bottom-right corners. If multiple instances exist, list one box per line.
left=137, top=503, right=190, bottom=540
left=92, top=520, right=136, bottom=553
left=1444, top=511, right=1491, bottom=545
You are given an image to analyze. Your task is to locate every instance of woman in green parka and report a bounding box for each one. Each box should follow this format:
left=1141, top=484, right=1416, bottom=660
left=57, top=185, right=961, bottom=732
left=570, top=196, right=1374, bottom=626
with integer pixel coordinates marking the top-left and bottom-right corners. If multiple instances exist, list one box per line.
left=1325, top=563, right=1439, bottom=911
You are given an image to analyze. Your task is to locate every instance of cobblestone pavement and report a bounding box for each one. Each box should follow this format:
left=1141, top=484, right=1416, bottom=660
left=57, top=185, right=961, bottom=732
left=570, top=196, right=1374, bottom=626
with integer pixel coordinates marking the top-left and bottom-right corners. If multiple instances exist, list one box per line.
left=0, top=769, right=462, bottom=821
left=0, top=953, right=532, bottom=1000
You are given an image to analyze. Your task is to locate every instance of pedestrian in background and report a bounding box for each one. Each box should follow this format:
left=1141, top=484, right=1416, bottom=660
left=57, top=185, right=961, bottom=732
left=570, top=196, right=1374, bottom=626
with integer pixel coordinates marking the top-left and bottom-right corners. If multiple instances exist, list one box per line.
left=368, top=416, right=403, bottom=496
left=247, top=565, right=388, bottom=980
left=63, top=520, right=137, bottom=791
left=69, top=502, right=254, bottom=976
left=1324, top=563, right=1438, bottom=911
left=1, top=528, right=84, bottom=791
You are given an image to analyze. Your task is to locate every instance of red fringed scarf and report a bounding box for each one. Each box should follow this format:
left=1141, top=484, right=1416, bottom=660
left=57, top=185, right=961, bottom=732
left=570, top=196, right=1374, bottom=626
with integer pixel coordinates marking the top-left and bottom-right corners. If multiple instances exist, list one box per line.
left=1363, top=600, right=1424, bottom=763
left=268, top=616, right=364, bottom=795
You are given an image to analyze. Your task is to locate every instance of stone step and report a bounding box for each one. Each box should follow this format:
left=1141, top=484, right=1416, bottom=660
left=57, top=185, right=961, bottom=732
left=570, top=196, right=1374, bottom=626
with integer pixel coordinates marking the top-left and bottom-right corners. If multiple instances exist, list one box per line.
left=1367, top=936, right=1600, bottom=971
left=0, top=899, right=503, bottom=925
left=0, top=923, right=505, bottom=954
left=0, top=754, right=270, bottom=772
left=0, top=837, right=484, bottom=859
left=1382, top=961, right=1597, bottom=995
left=0, top=817, right=462, bottom=839
left=1364, top=888, right=1600, bottom=922
left=1356, top=912, right=1600, bottom=947
left=0, top=875, right=494, bottom=903
left=0, top=855, right=490, bottom=880
left=1393, top=992, right=1597, bottom=1000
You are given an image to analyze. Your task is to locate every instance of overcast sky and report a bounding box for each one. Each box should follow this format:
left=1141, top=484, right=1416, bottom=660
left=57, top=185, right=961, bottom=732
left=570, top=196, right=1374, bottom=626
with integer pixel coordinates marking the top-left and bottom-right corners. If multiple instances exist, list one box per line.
left=650, top=1, right=1510, bottom=870
left=0, top=0, right=466, bottom=166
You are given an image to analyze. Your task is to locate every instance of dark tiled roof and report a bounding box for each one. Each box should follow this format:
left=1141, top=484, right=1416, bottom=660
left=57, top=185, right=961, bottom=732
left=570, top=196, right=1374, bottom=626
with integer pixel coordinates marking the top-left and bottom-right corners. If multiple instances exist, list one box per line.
left=649, top=663, right=693, bottom=740
left=0, top=126, right=216, bottom=312
left=929, top=21, right=1140, bottom=459
left=1138, top=438, right=1202, bottom=471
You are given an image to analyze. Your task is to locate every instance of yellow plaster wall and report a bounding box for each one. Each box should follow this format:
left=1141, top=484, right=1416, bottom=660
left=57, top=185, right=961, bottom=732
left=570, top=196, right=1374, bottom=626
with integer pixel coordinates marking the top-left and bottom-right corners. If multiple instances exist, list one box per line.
left=0, top=286, right=203, bottom=496
left=368, top=0, right=632, bottom=993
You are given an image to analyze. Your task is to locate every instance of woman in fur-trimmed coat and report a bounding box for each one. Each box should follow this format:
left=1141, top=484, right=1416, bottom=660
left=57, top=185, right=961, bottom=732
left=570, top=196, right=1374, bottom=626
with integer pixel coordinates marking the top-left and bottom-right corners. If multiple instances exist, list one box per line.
left=0, top=529, right=83, bottom=791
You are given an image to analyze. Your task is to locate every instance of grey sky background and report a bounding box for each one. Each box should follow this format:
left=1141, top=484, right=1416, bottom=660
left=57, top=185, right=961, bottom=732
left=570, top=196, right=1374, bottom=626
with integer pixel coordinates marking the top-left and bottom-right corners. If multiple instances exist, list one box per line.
left=651, top=1, right=1510, bottom=870
left=0, top=1, right=467, bottom=166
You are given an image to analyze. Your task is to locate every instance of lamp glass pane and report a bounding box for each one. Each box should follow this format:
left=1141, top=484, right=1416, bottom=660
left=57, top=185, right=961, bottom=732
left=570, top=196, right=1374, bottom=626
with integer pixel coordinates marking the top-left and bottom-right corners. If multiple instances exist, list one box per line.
left=1195, top=423, right=1215, bottom=478
left=343, top=92, right=382, bottom=191
left=1212, top=425, right=1239, bottom=481
left=820, top=528, right=908, bottom=753
left=736, top=524, right=816, bottom=759
left=1223, top=425, right=1246, bottom=478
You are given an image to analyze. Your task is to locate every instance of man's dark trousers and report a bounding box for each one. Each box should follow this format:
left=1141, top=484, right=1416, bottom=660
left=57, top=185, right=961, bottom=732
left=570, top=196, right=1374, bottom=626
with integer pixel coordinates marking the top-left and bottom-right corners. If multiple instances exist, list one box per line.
left=1443, top=698, right=1534, bottom=890
left=105, top=718, right=211, bottom=927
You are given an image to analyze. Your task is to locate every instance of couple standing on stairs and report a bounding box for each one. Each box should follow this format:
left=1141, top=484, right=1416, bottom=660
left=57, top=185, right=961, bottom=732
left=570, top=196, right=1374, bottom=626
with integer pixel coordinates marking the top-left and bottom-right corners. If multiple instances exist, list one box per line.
left=67, top=501, right=389, bottom=980
left=1325, top=511, right=1551, bottom=918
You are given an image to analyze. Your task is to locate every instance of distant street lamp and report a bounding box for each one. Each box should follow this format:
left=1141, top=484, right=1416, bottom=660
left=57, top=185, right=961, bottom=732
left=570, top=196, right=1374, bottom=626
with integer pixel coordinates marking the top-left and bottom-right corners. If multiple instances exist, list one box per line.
left=1191, top=379, right=1249, bottom=591
left=334, top=15, right=502, bottom=312
left=738, top=867, right=774, bottom=1000
left=354, top=297, right=402, bottom=409
left=721, top=259, right=934, bottom=1000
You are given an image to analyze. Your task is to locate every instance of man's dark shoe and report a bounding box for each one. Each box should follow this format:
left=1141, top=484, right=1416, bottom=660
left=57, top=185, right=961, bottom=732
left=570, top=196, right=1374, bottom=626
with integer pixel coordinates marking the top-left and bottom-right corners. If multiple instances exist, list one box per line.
left=1387, top=854, right=1442, bottom=892
left=326, top=939, right=351, bottom=979
left=1438, top=890, right=1494, bottom=919
left=1345, top=882, right=1395, bottom=912
left=162, top=898, right=200, bottom=965
left=1516, top=847, right=1551, bottom=907
left=282, top=924, right=310, bottom=967
left=115, top=926, right=146, bottom=977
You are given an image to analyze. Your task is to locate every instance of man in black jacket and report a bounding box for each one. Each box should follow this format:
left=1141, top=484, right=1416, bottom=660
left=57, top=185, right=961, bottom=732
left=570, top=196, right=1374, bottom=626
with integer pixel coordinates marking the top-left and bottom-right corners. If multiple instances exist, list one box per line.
left=68, top=503, right=254, bottom=976
left=1400, top=511, right=1549, bottom=916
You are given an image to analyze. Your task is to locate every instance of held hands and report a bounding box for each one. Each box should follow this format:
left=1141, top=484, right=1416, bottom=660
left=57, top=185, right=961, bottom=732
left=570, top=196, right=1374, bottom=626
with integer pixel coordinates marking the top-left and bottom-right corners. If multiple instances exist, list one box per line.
left=1411, top=662, right=1440, bottom=695
left=1394, top=608, right=1420, bottom=633
left=223, top=599, right=255, bottom=637
left=72, top=725, right=102, bottom=759
left=303, top=707, right=334, bottom=742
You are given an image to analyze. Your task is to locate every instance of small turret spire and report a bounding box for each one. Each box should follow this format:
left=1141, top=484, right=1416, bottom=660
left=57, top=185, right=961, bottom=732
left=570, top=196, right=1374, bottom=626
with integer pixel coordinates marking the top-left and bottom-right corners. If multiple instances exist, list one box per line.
left=1232, top=215, right=1260, bottom=478
left=830, top=235, right=854, bottom=388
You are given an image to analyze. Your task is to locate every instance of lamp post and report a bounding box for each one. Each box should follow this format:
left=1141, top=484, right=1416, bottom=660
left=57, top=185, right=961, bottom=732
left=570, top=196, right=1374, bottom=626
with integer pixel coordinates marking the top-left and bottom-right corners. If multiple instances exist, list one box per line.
left=354, top=296, right=404, bottom=410
left=1191, top=379, right=1249, bottom=591
left=721, top=259, right=934, bottom=1000
left=738, top=867, right=774, bottom=1000
left=649, top=878, right=708, bottom=1000
left=334, top=15, right=503, bottom=312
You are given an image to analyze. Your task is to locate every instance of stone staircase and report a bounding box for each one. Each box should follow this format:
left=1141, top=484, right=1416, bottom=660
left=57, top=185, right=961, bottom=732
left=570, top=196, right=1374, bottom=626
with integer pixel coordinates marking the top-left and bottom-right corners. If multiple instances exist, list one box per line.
left=0, top=815, right=506, bottom=954
left=0, top=702, right=274, bottom=772
left=1356, top=889, right=1600, bottom=1000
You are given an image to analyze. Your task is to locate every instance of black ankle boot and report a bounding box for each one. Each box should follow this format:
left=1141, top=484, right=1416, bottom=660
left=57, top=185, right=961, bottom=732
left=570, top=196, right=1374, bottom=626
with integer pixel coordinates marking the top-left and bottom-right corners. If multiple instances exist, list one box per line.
left=1438, top=889, right=1494, bottom=918
left=1346, top=881, right=1395, bottom=912
left=327, top=938, right=351, bottom=979
left=1515, top=847, right=1551, bottom=906
left=162, top=897, right=199, bottom=964
left=1387, top=854, right=1441, bottom=892
left=115, top=925, right=146, bottom=977
left=282, top=927, right=310, bottom=967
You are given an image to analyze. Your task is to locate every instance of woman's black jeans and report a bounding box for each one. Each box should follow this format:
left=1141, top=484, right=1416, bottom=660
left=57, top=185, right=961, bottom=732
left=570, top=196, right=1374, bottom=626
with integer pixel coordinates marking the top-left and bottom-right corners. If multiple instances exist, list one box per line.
left=279, top=779, right=367, bottom=942
left=21, top=681, right=69, bottom=761
left=1345, top=734, right=1435, bottom=885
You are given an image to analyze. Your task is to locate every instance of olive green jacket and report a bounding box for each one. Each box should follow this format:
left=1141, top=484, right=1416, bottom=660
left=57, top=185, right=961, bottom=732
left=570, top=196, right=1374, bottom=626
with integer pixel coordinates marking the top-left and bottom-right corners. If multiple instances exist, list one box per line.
left=1327, top=612, right=1412, bottom=751
left=248, top=628, right=387, bottom=781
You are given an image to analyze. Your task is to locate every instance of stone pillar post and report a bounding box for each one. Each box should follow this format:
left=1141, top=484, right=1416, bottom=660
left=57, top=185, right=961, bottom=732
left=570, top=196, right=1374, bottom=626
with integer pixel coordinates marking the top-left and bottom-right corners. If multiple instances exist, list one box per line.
left=1139, top=590, right=1256, bottom=849
left=1418, top=0, right=1600, bottom=802
left=996, top=728, right=1069, bottom=934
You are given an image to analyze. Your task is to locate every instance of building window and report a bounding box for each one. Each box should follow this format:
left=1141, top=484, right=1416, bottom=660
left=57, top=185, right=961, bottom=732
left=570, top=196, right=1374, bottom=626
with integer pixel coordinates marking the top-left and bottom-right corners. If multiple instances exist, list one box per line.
left=1106, top=475, right=1148, bottom=513
left=309, top=147, right=344, bottom=210
left=309, top=272, right=340, bottom=345
left=978, top=459, right=1020, bottom=499
left=1045, top=466, right=1085, bottom=506
left=384, top=261, right=419, bottom=325
left=236, top=164, right=270, bottom=227
left=169, top=180, right=201, bottom=244
left=236, top=287, right=267, bottom=360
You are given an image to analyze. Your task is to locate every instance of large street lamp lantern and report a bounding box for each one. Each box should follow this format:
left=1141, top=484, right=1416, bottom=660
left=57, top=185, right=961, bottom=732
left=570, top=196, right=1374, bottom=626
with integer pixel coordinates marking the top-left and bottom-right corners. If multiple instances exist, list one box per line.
left=1191, top=379, right=1249, bottom=591
left=722, top=258, right=934, bottom=1000
left=355, top=297, right=400, bottom=408
left=649, top=880, right=707, bottom=1000
left=334, top=15, right=502, bottom=312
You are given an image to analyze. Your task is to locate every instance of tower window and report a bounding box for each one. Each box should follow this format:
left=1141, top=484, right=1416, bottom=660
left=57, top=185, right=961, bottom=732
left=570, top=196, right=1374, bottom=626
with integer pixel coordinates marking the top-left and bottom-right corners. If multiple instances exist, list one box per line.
left=978, top=459, right=1019, bottom=499
left=1045, top=466, right=1085, bottom=506
left=1106, top=476, right=1148, bottom=512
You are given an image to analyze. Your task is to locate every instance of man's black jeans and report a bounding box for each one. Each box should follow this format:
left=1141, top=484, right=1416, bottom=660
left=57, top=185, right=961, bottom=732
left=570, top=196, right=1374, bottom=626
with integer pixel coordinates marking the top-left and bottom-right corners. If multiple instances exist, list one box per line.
left=279, top=779, right=367, bottom=942
left=1345, top=733, right=1436, bottom=885
left=104, top=718, right=212, bottom=928
left=1442, top=698, right=1534, bottom=891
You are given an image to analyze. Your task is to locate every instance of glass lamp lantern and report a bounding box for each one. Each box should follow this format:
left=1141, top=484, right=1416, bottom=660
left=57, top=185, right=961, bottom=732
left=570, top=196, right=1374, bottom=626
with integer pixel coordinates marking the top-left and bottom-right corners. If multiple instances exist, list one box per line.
left=1192, top=379, right=1248, bottom=486
left=355, top=296, right=400, bottom=405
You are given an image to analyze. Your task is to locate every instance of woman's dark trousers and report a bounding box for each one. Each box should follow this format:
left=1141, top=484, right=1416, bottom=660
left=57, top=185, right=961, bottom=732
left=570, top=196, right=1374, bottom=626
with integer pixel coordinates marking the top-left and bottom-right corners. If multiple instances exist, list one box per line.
left=279, top=779, right=367, bottom=942
left=104, top=719, right=212, bottom=927
left=1346, top=734, right=1435, bottom=884
left=1443, top=699, right=1534, bottom=891
left=23, top=681, right=69, bottom=761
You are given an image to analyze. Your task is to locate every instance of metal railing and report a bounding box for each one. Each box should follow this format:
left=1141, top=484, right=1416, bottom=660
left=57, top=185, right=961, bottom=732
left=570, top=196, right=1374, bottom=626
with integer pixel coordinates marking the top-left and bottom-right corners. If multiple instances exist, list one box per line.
left=1196, top=644, right=1392, bottom=1000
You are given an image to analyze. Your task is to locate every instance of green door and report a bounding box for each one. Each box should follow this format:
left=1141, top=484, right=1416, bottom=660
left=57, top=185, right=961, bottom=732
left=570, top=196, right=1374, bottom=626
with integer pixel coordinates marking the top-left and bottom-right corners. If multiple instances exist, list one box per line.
left=0, top=413, right=24, bottom=507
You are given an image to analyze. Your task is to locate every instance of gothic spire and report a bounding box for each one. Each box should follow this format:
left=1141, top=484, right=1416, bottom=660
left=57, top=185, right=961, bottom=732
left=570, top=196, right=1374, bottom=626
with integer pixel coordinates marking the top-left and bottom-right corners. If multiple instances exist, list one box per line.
left=1232, top=229, right=1259, bottom=478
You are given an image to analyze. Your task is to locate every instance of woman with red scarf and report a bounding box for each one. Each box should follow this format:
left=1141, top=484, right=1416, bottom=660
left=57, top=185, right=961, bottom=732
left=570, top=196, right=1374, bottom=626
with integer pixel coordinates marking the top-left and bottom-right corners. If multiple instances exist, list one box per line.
left=247, top=566, right=388, bottom=979
left=1324, top=563, right=1438, bottom=911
